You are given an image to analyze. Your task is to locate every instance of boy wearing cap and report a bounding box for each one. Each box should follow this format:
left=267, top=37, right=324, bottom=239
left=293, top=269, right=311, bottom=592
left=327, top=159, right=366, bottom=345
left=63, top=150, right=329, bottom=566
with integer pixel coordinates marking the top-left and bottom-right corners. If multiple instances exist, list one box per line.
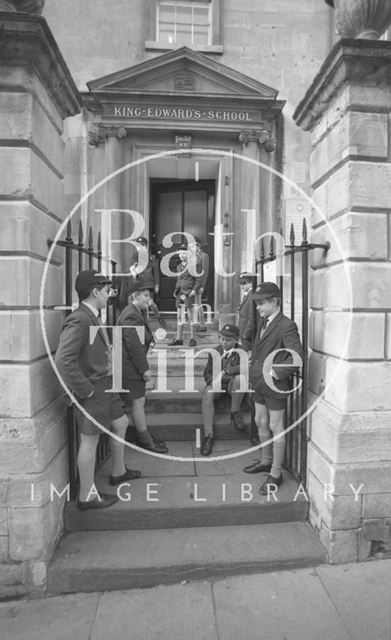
left=201, top=324, right=247, bottom=456
left=55, top=269, right=141, bottom=510
left=169, top=244, right=198, bottom=347
left=238, top=273, right=255, bottom=352
left=244, top=282, right=303, bottom=495
left=189, top=238, right=210, bottom=333
left=117, top=283, right=168, bottom=454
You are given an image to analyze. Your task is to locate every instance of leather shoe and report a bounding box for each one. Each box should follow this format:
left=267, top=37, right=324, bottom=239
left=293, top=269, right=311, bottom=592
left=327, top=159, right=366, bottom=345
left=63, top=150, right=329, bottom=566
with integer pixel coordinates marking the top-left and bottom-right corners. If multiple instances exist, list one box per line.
left=168, top=338, right=183, bottom=346
left=201, top=434, right=214, bottom=456
left=243, top=461, right=272, bottom=474
left=137, top=437, right=169, bottom=454
left=259, top=474, right=283, bottom=496
left=109, top=467, right=141, bottom=486
left=230, top=411, right=246, bottom=431
left=77, top=493, right=118, bottom=511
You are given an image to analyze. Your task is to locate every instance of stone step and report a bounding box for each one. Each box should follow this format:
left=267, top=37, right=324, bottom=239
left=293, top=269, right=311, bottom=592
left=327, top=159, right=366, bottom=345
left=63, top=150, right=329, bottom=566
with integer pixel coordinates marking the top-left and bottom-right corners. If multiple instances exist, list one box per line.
left=127, top=412, right=251, bottom=440
left=64, top=467, right=308, bottom=533
left=47, top=522, right=326, bottom=594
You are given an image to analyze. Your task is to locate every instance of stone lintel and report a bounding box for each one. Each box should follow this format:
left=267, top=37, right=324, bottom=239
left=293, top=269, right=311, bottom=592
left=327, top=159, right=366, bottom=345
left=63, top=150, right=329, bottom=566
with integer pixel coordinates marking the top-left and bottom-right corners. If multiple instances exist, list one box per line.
left=0, top=13, right=82, bottom=119
left=294, top=39, right=391, bottom=131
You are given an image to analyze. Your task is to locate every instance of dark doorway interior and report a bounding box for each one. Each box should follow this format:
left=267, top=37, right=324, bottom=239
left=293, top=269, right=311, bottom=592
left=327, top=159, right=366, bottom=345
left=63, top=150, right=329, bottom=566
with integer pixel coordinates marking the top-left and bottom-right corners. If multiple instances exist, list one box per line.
left=151, top=179, right=215, bottom=312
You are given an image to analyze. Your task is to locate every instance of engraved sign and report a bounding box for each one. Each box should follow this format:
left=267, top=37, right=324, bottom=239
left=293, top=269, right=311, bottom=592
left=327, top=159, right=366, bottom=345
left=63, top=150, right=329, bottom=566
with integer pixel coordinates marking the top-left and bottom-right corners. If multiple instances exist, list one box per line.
left=175, top=135, right=192, bottom=150
left=109, top=104, right=263, bottom=123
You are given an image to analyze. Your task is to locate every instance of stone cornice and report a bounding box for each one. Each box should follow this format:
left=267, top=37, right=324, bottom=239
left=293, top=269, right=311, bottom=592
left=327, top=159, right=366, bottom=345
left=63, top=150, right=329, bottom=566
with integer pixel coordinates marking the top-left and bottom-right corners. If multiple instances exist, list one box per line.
left=0, top=13, right=82, bottom=119
left=294, top=38, right=391, bottom=131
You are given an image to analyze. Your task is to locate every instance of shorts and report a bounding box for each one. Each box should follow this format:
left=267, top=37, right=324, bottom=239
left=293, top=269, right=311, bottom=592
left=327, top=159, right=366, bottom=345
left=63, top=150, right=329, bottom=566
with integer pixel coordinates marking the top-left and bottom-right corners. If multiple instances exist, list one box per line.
left=253, top=390, right=286, bottom=411
left=120, top=378, right=146, bottom=403
left=175, top=293, right=194, bottom=309
left=75, top=377, right=125, bottom=436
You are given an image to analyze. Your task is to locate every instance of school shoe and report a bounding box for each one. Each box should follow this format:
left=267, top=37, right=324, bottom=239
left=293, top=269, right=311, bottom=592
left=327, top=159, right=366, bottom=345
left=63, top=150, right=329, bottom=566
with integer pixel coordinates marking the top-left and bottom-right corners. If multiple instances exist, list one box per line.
left=109, top=467, right=142, bottom=486
left=201, top=434, right=214, bottom=456
left=168, top=338, right=183, bottom=346
left=77, top=493, right=119, bottom=511
left=137, top=434, right=169, bottom=454
left=259, top=474, right=283, bottom=495
left=230, top=411, right=246, bottom=431
left=243, top=461, right=272, bottom=474
left=188, top=338, right=197, bottom=347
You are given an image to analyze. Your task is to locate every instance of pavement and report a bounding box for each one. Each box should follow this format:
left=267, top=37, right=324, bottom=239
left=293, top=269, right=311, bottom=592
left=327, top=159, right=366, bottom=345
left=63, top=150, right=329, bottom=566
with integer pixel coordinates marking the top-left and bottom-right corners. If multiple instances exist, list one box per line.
left=1, top=559, right=391, bottom=640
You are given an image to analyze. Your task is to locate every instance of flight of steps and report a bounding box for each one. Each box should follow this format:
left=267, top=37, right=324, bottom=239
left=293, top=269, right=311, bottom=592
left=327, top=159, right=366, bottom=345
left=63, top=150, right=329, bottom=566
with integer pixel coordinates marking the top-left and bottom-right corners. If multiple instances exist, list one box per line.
left=47, top=318, right=326, bottom=595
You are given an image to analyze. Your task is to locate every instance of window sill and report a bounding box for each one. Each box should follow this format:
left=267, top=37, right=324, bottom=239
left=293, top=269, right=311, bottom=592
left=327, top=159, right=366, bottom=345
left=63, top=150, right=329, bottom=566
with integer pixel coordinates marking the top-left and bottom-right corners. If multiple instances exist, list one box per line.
left=145, top=41, right=224, bottom=55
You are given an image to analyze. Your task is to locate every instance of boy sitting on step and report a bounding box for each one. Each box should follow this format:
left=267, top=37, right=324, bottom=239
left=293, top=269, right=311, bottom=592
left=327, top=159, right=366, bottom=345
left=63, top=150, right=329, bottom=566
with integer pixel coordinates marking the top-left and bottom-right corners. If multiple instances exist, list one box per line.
left=200, top=324, right=247, bottom=456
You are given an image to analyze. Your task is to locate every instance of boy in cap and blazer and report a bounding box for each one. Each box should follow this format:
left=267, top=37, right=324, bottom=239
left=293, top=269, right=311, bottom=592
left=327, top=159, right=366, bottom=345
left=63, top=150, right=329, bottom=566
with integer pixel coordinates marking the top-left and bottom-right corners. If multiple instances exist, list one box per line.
left=169, top=243, right=198, bottom=347
left=244, top=282, right=303, bottom=495
left=201, top=324, right=247, bottom=456
left=238, top=272, right=255, bottom=352
left=54, top=269, right=141, bottom=510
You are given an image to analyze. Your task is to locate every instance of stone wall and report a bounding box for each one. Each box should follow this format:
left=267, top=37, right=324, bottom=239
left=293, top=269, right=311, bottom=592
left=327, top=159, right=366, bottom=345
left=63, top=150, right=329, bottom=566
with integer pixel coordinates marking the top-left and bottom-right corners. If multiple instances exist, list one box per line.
left=295, top=39, right=391, bottom=563
left=43, top=0, right=333, bottom=237
left=0, top=14, right=81, bottom=596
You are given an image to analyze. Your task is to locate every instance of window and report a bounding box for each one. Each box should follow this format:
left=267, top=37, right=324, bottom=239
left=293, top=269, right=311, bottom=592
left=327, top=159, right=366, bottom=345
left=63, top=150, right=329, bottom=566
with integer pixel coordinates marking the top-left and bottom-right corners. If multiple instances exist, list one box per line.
left=157, top=0, right=211, bottom=46
left=146, top=0, right=222, bottom=53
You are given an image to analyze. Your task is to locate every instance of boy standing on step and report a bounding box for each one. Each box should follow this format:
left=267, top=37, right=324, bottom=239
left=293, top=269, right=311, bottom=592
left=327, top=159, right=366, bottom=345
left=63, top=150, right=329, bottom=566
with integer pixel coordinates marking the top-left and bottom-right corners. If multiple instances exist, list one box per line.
left=200, top=324, right=247, bottom=456
left=169, top=243, right=198, bottom=348
left=243, top=282, right=303, bottom=495
left=54, top=269, right=141, bottom=511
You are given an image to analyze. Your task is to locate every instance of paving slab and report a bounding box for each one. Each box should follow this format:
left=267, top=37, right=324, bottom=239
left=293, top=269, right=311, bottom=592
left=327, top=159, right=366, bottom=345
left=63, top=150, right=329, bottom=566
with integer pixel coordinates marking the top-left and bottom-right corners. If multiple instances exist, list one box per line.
left=316, top=561, right=391, bottom=640
left=97, top=441, right=196, bottom=478
left=91, top=582, right=217, bottom=640
left=212, top=569, right=351, bottom=640
left=193, top=439, right=271, bottom=476
left=0, top=593, right=100, bottom=640
left=48, top=523, right=326, bottom=594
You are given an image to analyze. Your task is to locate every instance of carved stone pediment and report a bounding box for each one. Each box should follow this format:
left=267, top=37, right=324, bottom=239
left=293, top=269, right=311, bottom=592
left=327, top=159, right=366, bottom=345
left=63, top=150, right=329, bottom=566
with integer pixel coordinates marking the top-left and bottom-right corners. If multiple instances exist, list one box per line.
left=87, top=47, right=279, bottom=100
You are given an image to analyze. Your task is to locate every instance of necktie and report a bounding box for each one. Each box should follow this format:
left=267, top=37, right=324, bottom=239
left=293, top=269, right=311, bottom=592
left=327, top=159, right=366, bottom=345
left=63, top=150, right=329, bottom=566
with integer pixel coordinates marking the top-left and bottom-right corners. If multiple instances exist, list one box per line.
left=261, top=317, right=269, bottom=334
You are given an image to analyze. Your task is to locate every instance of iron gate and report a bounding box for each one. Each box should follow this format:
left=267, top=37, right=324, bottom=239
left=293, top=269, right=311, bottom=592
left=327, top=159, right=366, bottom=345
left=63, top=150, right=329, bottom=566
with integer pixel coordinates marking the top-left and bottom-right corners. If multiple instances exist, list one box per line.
left=49, top=221, right=117, bottom=500
left=254, top=220, right=329, bottom=486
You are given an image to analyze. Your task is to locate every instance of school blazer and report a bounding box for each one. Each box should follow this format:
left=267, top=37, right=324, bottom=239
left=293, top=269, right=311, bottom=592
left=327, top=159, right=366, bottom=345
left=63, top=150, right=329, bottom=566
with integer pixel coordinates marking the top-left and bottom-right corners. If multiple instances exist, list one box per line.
left=249, top=312, right=303, bottom=399
left=238, top=292, right=255, bottom=350
left=54, top=304, right=112, bottom=399
left=203, top=343, right=242, bottom=386
left=116, top=302, right=154, bottom=380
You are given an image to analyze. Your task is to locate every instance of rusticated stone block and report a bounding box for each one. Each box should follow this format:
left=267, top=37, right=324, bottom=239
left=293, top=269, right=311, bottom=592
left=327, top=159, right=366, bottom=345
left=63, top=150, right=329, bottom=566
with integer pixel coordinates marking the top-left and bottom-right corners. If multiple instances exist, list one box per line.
left=0, top=309, right=64, bottom=361
left=0, top=147, right=63, bottom=218
left=7, top=445, right=68, bottom=508
left=0, top=398, right=67, bottom=474
left=318, top=522, right=358, bottom=564
left=0, top=358, right=62, bottom=418
left=0, top=257, right=63, bottom=307
left=308, top=441, right=391, bottom=495
left=0, top=562, right=24, bottom=586
left=311, top=310, right=385, bottom=360
left=0, top=536, right=8, bottom=562
left=362, top=519, right=391, bottom=543
left=311, top=262, right=391, bottom=311
left=0, top=508, right=8, bottom=535
left=323, top=358, right=391, bottom=413
left=358, top=530, right=372, bottom=561
left=311, top=212, right=388, bottom=267
left=310, top=399, right=391, bottom=464
left=363, top=494, right=391, bottom=519
left=307, top=470, right=362, bottom=530
left=0, top=92, right=64, bottom=174
left=9, top=496, right=64, bottom=562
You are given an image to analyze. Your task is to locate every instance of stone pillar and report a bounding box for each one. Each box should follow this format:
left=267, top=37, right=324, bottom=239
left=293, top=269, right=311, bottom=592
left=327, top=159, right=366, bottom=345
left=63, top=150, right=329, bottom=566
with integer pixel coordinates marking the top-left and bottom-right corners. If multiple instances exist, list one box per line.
left=294, top=40, right=391, bottom=563
left=0, top=14, right=81, bottom=595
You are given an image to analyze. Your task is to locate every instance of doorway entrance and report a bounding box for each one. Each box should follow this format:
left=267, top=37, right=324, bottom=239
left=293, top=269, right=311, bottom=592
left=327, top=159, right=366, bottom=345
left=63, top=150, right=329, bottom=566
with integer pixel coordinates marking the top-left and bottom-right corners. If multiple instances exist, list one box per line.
left=150, top=179, right=215, bottom=311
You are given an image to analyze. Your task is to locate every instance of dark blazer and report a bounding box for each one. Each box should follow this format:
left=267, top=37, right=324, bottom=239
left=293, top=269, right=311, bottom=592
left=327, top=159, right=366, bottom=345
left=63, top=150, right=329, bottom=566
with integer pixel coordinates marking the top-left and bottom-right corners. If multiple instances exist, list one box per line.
left=116, top=255, right=160, bottom=311
left=194, top=250, right=209, bottom=292
left=249, top=312, right=303, bottom=400
left=116, top=301, right=154, bottom=381
left=54, top=304, right=112, bottom=399
left=238, top=291, right=255, bottom=351
left=203, top=343, right=242, bottom=386
left=174, top=262, right=196, bottom=297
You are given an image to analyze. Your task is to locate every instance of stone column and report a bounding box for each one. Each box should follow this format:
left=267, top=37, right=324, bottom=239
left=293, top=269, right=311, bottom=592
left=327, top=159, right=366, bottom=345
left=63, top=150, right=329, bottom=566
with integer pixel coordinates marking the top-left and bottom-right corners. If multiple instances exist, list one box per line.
left=294, top=40, right=391, bottom=563
left=0, top=14, right=81, bottom=595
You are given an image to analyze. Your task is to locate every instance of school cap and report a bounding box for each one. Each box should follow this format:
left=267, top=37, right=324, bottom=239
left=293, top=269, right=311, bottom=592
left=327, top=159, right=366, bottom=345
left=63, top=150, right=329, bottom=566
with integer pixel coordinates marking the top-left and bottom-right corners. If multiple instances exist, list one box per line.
left=252, top=281, right=281, bottom=302
left=219, top=324, right=240, bottom=338
left=75, top=269, right=111, bottom=296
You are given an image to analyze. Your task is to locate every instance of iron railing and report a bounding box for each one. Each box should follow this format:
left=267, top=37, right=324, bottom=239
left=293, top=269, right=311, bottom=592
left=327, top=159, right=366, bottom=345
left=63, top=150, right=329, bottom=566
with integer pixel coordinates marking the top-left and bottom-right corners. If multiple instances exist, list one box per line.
left=49, top=220, right=117, bottom=500
left=254, top=219, right=329, bottom=485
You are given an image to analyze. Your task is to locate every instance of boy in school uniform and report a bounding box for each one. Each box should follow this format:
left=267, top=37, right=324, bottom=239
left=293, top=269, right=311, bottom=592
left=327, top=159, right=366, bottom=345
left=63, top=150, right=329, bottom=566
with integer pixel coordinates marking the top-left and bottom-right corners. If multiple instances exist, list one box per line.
left=169, top=243, right=198, bottom=347
left=200, top=324, right=247, bottom=456
left=238, top=272, right=255, bottom=352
